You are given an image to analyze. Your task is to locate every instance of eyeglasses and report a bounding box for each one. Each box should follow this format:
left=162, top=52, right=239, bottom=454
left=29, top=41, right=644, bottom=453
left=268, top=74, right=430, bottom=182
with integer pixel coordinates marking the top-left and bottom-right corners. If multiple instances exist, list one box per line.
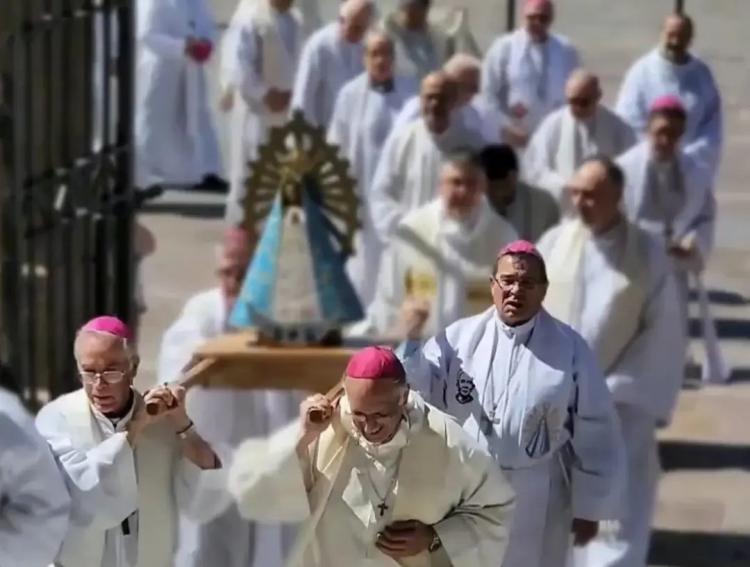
left=491, top=275, right=541, bottom=292
left=350, top=408, right=403, bottom=425
left=78, top=368, right=129, bottom=385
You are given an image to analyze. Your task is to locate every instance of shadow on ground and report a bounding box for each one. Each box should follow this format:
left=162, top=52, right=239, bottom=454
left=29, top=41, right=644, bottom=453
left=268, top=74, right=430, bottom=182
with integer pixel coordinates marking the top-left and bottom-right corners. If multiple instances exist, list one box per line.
left=659, top=440, right=750, bottom=472
left=649, top=529, right=750, bottom=566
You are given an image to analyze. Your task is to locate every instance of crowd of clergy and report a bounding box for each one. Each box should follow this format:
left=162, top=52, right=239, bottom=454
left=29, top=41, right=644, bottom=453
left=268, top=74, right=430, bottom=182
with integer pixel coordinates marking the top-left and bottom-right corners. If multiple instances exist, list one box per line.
left=0, top=0, right=729, bottom=566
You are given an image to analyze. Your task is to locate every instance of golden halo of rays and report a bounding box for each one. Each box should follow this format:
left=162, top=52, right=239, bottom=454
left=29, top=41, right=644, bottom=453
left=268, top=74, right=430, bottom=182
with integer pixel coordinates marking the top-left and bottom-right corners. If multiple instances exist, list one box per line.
left=241, top=111, right=360, bottom=257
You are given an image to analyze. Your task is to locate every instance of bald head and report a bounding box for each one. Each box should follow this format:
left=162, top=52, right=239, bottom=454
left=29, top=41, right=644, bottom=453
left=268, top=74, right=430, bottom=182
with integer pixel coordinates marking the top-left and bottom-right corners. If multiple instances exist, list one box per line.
left=420, top=71, right=457, bottom=134
left=568, top=157, right=624, bottom=233
left=661, top=13, right=693, bottom=63
left=565, top=70, right=601, bottom=120
left=364, top=30, right=394, bottom=82
left=339, top=0, right=372, bottom=43
left=443, top=54, right=481, bottom=105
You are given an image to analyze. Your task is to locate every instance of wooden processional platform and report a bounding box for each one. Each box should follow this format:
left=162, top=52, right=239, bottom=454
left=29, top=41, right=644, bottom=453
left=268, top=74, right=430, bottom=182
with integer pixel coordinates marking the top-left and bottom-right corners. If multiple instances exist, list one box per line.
left=178, top=332, right=361, bottom=394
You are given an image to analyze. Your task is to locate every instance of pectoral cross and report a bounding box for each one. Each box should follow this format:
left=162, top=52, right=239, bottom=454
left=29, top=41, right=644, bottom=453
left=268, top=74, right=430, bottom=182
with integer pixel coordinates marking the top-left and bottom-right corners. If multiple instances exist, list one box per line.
left=377, top=501, right=389, bottom=517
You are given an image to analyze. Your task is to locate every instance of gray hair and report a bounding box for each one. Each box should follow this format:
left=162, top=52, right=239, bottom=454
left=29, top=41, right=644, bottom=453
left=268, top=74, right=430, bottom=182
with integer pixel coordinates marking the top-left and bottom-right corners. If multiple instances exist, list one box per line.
left=73, top=329, right=138, bottom=367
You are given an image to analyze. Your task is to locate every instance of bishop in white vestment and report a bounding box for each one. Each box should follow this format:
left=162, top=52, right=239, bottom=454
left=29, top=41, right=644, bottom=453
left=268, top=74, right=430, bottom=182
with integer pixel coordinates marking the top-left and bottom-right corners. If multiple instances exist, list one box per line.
left=356, top=153, right=518, bottom=338
left=328, top=31, right=416, bottom=306
left=36, top=316, right=226, bottom=567
left=160, top=228, right=301, bottom=567
left=536, top=157, right=686, bottom=567
left=522, top=71, right=635, bottom=209
left=402, top=240, right=625, bottom=567
left=135, top=0, right=224, bottom=191
left=229, top=347, right=515, bottom=567
left=617, top=96, right=726, bottom=383
left=290, top=0, right=373, bottom=127
left=0, top=386, right=70, bottom=567
left=222, top=0, right=303, bottom=225
left=370, top=71, right=484, bottom=241
left=481, top=0, right=579, bottom=148
left=479, top=144, right=560, bottom=241
left=393, top=54, right=507, bottom=146
left=615, top=13, right=722, bottom=179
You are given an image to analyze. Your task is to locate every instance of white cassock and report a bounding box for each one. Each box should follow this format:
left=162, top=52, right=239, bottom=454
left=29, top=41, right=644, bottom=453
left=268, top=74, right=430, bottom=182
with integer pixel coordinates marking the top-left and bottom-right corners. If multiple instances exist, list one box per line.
left=222, top=0, right=303, bottom=225
left=392, top=94, right=507, bottom=146
left=291, top=22, right=365, bottom=127
left=0, top=387, right=70, bottom=567
left=35, top=389, right=227, bottom=567
left=354, top=197, right=518, bottom=337
left=328, top=73, right=416, bottom=306
left=500, top=181, right=560, bottom=242
left=522, top=105, right=636, bottom=207
left=381, top=13, right=454, bottom=82
left=537, top=219, right=686, bottom=566
left=401, top=308, right=625, bottom=567
left=617, top=141, right=727, bottom=383
left=159, top=288, right=302, bottom=567
left=370, top=118, right=485, bottom=241
left=482, top=28, right=580, bottom=138
left=229, top=390, right=515, bottom=567
left=135, top=0, right=223, bottom=188
left=615, top=48, right=723, bottom=180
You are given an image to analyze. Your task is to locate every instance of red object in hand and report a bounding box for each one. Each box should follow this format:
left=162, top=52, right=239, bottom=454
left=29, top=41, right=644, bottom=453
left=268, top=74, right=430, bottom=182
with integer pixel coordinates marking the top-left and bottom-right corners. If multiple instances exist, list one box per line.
left=189, top=40, right=213, bottom=63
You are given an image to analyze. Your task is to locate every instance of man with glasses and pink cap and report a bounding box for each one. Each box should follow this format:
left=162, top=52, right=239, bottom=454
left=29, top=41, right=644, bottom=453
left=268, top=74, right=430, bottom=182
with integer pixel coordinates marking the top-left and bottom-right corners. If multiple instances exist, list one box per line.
left=401, top=239, right=624, bottom=567
left=481, top=0, right=580, bottom=149
left=35, top=315, right=226, bottom=567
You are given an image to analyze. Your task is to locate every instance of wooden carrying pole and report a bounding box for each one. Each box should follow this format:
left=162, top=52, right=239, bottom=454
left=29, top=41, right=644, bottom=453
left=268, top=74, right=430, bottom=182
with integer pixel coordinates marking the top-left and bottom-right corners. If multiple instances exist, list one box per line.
left=145, top=357, right=218, bottom=415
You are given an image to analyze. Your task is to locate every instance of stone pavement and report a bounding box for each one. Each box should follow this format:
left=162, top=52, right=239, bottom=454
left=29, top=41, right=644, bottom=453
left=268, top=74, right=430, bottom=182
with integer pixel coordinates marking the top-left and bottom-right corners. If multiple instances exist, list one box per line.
left=136, top=1, right=750, bottom=565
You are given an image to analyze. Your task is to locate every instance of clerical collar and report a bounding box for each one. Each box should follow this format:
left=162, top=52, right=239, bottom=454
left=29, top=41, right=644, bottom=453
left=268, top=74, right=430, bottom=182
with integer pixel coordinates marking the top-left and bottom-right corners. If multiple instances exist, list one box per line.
left=497, top=312, right=537, bottom=342
left=370, top=78, right=395, bottom=93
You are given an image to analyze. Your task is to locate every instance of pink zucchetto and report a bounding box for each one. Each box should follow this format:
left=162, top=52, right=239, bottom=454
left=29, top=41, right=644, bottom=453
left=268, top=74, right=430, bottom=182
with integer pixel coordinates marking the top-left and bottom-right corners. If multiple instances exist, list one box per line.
left=524, top=0, right=553, bottom=12
left=345, top=347, right=406, bottom=381
left=80, top=316, right=132, bottom=341
left=649, top=95, right=686, bottom=114
left=497, top=240, right=545, bottom=263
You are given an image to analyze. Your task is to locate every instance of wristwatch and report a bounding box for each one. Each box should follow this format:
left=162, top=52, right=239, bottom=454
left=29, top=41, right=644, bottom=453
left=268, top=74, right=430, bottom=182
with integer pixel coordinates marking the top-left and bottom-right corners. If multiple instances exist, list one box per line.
left=177, top=420, right=195, bottom=439
left=428, top=530, right=442, bottom=553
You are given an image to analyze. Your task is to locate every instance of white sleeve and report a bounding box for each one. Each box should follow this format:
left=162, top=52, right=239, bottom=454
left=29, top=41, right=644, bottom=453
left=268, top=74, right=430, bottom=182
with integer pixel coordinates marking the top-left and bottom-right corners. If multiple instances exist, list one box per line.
left=174, top=456, right=233, bottom=523
left=615, top=62, right=649, bottom=136
left=157, top=298, right=213, bottom=384
left=35, top=407, right=139, bottom=530
left=0, top=411, right=70, bottom=567
left=568, top=336, right=626, bottom=521
left=520, top=117, right=567, bottom=199
left=236, top=23, right=270, bottom=104
left=290, top=36, right=322, bottom=124
left=137, top=0, right=186, bottom=60
left=369, top=129, right=407, bottom=241
left=608, top=261, right=686, bottom=423
left=480, top=37, right=510, bottom=113
left=684, top=71, right=723, bottom=176
left=401, top=332, right=452, bottom=409
left=327, top=87, right=351, bottom=149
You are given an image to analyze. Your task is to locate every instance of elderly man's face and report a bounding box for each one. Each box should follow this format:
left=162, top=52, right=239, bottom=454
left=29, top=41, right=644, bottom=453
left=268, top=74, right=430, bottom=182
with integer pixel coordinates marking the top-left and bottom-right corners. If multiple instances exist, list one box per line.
left=566, top=79, right=600, bottom=121
left=420, top=76, right=455, bottom=134
left=439, top=162, right=485, bottom=220
left=345, top=377, right=408, bottom=444
left=77, top=332, right=135, bottom=416
left=491, top=254, right=547, bottom=326
left=648, top=114, right=685, bottom=161
left=340, top=6, right=372, bottom=43
left=569, top=161, right=621, bottom=232
left=364, top=37, right=394, bottom=83
left=524, top=3, right=553, bottom=42
left=661, top=16, right=692, bottom=61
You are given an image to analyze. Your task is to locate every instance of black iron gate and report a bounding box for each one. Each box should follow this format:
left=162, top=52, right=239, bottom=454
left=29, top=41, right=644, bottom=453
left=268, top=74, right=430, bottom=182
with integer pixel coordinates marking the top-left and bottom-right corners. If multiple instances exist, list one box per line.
left=0, top=0, right=135, bottom=408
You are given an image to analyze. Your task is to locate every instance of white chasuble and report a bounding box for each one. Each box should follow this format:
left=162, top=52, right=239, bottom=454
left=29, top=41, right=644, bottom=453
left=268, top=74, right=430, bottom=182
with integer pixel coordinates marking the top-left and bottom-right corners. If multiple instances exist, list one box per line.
left=229, top=392, right=514, bottom=567
left=402, top=308, right=625, bottom=567
left=481, top=29, right=579, bottom=137
left=360, top=198, right=517, bottom=338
